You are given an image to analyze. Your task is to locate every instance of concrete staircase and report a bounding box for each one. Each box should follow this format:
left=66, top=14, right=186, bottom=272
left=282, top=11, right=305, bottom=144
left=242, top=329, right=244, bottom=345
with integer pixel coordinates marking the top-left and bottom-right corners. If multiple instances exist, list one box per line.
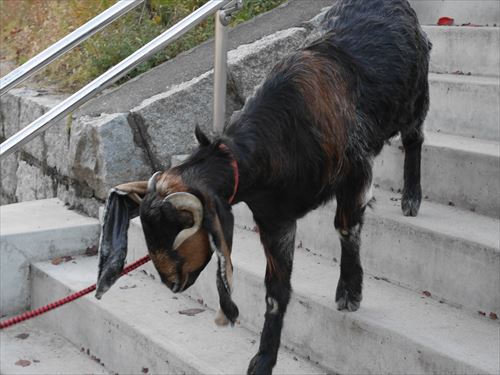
left=1, top=1, right=499, bottom=374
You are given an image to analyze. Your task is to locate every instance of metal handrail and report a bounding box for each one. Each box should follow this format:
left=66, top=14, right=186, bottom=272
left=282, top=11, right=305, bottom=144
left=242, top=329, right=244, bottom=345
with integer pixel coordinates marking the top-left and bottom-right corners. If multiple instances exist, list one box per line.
left=0, top=0, right=236, bottom=160
left=0, top=0, right=144, bottom=96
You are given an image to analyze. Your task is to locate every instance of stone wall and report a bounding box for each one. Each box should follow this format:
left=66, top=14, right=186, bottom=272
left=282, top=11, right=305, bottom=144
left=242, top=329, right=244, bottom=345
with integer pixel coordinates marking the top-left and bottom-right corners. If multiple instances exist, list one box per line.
left=0, top=26, right=309, bottom=216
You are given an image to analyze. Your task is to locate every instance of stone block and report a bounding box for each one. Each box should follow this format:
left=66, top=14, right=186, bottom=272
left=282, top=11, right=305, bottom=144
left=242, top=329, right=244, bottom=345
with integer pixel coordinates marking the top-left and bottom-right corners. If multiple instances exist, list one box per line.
left=1, top=88, right=70, bottom=185
left=228, top=27, right=308, bottom=99
left=57, top=184, right=102, bottom=218
left=44, top=116, right=71, bottom=175
left=16, top=90, right=57, bottom=161
left=131, top=71, right=241, bottom=169
left=0, top=153, right=19, bottom=202
left=68, top=113, right=152, bottom=200
left=0, top=90, right=21, bottom=139
left=15, top=160, right=55, bottom=202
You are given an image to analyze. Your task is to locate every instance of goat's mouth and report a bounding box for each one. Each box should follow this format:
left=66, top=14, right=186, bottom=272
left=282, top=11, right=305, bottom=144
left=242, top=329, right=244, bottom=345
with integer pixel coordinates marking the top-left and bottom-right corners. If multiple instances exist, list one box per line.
left=160, top=272, right=189, bottom=293
left=160, top=269, right=202, bottom=294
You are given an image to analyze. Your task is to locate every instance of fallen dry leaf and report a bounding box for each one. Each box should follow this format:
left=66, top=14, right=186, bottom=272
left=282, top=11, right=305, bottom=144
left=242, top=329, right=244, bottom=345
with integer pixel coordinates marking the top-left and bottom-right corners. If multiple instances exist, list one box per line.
left=437, top=16, right=454, bottom=26
left=15, top=333, right=29, bottom=339
left=51, top=256, right=74, bottom=265
left=489, top=312, right=498, bottom=320
left=478, top=311, right=486, bottom=316
left=142, top=367, right=149, bottom=373
left=178, top=308, right=205, bottom=316
left=422, top=291, right=432, bottom=297
left=15, top=359, right=31, bottom=367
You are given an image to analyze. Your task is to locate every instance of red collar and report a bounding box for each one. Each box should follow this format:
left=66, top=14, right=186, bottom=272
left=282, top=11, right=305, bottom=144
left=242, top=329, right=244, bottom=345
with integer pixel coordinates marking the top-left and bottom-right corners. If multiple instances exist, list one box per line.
left=218, top=143, right=239, bottom=204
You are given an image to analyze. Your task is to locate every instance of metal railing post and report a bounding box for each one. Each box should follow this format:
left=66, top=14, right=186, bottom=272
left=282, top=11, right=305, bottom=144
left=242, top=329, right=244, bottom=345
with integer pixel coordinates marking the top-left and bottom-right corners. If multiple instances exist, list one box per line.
left=0, top=0, right=144, bottom=96
left=213, top=0, right=242, bottom=134
left=213, top=12, right=228, bottom=134
left=0, top=0, right=232, bottom=160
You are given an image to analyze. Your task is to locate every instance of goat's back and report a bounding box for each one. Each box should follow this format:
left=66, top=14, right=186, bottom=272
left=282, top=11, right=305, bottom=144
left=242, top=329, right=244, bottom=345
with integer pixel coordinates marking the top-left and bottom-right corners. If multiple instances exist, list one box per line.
left=315, top=0, right=431, bottom=143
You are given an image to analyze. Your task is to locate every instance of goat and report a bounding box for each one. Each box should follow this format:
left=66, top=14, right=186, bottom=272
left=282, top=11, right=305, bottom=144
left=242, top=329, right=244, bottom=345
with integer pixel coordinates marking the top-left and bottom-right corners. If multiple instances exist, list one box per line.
left=95, top=0, right=431, bottom=373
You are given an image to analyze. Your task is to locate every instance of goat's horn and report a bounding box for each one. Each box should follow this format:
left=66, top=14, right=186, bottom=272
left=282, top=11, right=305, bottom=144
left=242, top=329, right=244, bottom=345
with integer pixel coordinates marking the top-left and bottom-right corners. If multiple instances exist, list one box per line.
left=147, top=171, right=162, bottom=193
left=164, top=192, right=203, bottom=249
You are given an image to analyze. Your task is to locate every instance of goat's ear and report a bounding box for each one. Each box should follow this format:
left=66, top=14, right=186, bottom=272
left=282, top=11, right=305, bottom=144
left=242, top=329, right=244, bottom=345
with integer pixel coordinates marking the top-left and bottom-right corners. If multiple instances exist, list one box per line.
left=195, top=125, right=211, bottom=147
left=205, top=195, right=239, bottom=325
left=95, top=181, right=148, bottom=299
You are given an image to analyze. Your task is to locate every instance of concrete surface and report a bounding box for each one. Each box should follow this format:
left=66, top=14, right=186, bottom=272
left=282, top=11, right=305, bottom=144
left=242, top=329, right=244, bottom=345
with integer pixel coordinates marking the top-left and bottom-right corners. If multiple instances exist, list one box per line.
left=425, top=25, right=500, bottom=76
left=30, top=256, right=326, bottom=375
left=409, top=0, right=500, bottom=26
left=125, top=224, right=499, bottom=375
left=0, top=319, right=109, bottom=375
left=289, top=190, right=499, bottom=314
left=374, top=131, right=500, bottom=217
left=0, top=199, right=100, bottom=316
left=427, top=73, right=500, bottom=141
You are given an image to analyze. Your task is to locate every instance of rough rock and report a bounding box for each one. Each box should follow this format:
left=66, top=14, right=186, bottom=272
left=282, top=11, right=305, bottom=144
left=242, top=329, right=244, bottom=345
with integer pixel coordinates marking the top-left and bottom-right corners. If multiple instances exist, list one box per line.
left=228, top=27, right=308, bottom=99
left=0, top=89, right=21, bottom=139
left=0, top=154, right=19, bottom=203
left=15, top=161, right=54, bottom=202
left=17, top=90, right=65, bottom=162
left=68, top=113, right=152, bottom=200
left=131, top=71, right=241, bottom=170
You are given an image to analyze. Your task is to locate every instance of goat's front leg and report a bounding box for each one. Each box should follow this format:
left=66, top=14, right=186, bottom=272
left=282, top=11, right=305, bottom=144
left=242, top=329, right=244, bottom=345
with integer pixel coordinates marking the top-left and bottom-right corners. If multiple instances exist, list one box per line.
left=248, top=220, right=296, bottom=375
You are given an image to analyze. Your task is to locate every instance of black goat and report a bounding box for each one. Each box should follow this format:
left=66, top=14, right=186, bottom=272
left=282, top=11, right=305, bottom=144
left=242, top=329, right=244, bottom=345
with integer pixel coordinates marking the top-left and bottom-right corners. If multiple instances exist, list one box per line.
left=96, top=0, right=431, bottom=373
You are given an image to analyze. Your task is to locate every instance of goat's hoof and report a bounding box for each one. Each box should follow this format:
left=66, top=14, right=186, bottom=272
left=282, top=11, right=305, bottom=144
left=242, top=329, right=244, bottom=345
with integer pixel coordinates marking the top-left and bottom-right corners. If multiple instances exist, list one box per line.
left=336, top=280, right=361, bottom=312
left=401, top=196, right=420, bottom=217
left=336, top=293, right=361, bottom=311
left=247, top=352, right=274, bottom=375
left=402, top=188, right=421, bottom=217
left=214, top=309, right=231, bottom=326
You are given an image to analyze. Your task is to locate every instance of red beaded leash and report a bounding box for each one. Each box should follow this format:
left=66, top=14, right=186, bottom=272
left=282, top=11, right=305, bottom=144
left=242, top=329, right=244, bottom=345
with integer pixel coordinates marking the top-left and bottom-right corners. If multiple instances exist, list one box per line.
left=0, top=255, right=151, bottom=330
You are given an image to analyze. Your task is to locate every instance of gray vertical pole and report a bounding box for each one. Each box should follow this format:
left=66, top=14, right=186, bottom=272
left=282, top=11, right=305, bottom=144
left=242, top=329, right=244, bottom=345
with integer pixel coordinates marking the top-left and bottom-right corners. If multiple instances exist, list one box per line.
left=213, top=11, right=228, bottom=134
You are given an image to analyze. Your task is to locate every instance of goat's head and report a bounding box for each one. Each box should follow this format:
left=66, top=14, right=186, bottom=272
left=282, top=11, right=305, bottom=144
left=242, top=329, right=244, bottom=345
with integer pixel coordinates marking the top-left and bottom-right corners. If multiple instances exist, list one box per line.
left=95, top=128, right=239, bottom=325
left=139, top=172, right=212, bottom=294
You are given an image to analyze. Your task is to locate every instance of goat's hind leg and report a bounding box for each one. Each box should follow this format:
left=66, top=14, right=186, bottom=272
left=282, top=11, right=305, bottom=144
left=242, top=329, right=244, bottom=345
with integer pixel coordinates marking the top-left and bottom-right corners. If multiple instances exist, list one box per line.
left=334, top=175, right=371, bottom=312
left=401, top=120, right=424, bottom=217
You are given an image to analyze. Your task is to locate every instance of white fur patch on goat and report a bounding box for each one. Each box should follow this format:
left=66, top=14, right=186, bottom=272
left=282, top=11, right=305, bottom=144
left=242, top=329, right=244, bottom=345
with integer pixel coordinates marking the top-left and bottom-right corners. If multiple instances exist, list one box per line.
left=266, top=296, right=279, bottom=314
left=209, top=234, right=231, bottom=292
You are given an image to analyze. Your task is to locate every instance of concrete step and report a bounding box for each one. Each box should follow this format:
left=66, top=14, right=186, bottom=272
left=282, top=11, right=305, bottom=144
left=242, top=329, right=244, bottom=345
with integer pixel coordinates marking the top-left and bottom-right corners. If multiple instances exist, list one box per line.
left=425, top=25, right=500, bottom=77
left=374, top=131, right=500, bottom=217
left=125, top=224, right=500, bottom=375
left=410, top=0, right=500, bottom=26
left=230, top=189, right=500, bottom=315
left=428, top=73, right=500, bottom=141
left=0, top=319, right=109, bottom=375
left=30, top=256, right=326, bottom=375
left=0, top=199, right=100, bottom=317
